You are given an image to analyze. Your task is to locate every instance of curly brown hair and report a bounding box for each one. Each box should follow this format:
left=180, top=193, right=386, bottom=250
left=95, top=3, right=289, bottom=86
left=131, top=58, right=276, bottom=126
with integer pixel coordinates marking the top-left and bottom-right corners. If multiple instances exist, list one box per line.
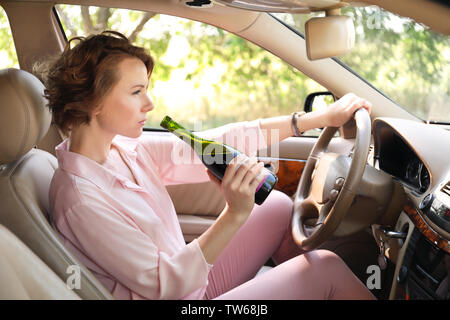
left=34, top=30, right=154, bottom=135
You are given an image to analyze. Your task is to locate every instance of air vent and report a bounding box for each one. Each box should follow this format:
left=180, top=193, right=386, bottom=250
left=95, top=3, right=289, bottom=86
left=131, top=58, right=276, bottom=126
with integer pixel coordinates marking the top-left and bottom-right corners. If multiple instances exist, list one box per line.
left=442, top=181, right=450, bottom=197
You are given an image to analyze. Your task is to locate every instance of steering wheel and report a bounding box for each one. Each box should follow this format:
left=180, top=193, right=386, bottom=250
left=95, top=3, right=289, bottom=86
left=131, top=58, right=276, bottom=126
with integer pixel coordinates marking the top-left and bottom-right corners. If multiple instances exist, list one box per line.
left=292, top=108, right=371, bottom=251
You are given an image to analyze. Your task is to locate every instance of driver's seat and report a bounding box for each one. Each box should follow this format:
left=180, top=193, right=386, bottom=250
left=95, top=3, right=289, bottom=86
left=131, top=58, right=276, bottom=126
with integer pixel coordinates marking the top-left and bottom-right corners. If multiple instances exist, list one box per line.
left=0, top=224, right=80, bottom=299
left=0, top=68, right=113, bottom=300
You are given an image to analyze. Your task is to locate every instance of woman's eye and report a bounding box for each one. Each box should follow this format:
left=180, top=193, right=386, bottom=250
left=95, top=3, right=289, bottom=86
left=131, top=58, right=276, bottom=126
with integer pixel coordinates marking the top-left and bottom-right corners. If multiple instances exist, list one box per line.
left=132, top=90, right=140, bottom=95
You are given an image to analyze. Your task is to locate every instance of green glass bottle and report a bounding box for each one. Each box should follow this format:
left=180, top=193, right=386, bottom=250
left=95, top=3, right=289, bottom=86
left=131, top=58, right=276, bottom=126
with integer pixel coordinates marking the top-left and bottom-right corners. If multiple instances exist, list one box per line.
left=160, top=116, right=278, bottom=205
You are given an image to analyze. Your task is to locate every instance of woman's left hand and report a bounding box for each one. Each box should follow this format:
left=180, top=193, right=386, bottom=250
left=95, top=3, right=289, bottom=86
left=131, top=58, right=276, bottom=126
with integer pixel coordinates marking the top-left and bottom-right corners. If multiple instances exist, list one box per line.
left=323, top=93, right=372, bottom=127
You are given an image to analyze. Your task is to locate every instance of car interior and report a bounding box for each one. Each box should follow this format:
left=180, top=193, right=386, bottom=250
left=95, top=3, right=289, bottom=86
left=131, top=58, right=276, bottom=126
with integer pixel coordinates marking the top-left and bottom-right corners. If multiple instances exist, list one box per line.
left=0, top=0, right=449, bottom=300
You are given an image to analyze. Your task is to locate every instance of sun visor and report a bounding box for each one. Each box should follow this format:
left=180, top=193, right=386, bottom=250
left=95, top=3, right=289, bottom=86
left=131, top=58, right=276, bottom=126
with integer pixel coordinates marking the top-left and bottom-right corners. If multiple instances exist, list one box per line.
left=305, top=12, right=355, bottom=60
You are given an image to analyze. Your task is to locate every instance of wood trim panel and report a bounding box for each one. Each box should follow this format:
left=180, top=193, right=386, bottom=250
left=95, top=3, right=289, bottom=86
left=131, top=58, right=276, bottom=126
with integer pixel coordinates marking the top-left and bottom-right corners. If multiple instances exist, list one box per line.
left=404, top=200, right=450, bottom=254
left=274, top=159, right=306, bottom=197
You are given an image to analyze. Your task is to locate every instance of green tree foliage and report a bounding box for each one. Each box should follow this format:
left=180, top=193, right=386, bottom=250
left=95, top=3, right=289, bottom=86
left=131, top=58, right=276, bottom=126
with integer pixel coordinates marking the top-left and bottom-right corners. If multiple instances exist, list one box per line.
left=338, top=7, right=450, bottom=122
left=0, top=7, right=18, bottom=68
left=170, top=21, right=323, bottom=128
left=52, top=5, right=326, bottom=129
left=274, top=7, right=449, bottom=122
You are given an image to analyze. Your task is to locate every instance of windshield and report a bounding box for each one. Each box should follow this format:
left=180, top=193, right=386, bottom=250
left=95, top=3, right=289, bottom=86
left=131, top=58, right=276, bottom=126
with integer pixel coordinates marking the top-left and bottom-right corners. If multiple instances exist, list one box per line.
left=273, top=5, right=450, bottom=124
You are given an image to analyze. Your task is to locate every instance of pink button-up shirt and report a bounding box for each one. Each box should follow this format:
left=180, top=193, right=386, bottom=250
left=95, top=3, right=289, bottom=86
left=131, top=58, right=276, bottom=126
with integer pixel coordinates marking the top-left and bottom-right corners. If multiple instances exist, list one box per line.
left=49, top=120, right=267, bottom=300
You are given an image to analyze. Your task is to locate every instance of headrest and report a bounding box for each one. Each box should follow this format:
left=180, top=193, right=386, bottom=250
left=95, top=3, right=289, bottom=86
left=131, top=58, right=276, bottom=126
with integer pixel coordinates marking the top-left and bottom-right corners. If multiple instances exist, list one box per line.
left=0, top=68, right=51, bottom=164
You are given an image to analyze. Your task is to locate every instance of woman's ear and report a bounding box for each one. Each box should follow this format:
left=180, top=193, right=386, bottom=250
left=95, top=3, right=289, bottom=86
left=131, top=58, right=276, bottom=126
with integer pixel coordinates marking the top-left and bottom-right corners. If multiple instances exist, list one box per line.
left=91, top=102, right=104, bottom=117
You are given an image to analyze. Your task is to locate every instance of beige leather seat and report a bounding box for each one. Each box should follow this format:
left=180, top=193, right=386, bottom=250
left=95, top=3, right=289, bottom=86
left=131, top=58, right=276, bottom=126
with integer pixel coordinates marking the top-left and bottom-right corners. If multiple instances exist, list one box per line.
left=0, top=68, right=113, bottom=300
left=0, top=224, right=80, bottom=299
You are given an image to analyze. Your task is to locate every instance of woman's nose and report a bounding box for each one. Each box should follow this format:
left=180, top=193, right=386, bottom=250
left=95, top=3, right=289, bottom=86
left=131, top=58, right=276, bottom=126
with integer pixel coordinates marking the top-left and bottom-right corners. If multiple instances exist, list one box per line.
left=143, top=93, right=154, bottom=112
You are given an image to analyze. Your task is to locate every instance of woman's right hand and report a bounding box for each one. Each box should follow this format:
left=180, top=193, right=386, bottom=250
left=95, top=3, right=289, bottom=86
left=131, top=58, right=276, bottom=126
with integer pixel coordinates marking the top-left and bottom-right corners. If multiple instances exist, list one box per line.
left=206, top=154, right=265, bottom=223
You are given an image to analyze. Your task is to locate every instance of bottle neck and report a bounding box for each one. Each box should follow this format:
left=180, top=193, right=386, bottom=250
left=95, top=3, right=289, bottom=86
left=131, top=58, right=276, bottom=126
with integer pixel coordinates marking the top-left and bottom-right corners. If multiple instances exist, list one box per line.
left=171, top=127, right=208, bottom=147
left=164, top=121, right=216, bottom=155
left=161, top=117, right=237, bottom=158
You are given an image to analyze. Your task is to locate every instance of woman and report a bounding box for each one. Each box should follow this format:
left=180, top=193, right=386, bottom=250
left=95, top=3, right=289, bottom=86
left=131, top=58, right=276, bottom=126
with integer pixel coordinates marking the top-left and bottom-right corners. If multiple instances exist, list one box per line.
left=40, top=31, right=374, bottom=300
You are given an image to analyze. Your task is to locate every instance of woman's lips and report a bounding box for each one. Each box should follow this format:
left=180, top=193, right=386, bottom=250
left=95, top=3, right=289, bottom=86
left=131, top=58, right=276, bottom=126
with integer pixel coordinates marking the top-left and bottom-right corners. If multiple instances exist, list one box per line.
left=139, top=120, right=146, bottom=126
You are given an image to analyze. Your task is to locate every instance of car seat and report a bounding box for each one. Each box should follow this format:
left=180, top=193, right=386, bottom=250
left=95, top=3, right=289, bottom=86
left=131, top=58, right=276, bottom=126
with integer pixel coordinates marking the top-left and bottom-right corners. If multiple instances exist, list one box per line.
left=0, top=68, right=113, bottom=299
left=0, top=224, right=80, bottom=299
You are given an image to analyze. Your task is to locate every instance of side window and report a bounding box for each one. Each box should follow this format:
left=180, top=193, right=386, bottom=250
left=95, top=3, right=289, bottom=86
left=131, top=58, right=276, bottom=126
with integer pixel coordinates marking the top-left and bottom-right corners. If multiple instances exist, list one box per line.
left=55, top=5, right=327, bottom=135
left=0, top=6, right=19, bottom=69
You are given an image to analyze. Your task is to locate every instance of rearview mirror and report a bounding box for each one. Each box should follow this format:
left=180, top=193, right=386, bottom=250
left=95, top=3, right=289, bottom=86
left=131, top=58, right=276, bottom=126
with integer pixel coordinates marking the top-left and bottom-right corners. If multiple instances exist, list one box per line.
left=305, top=10, right=355, bottom=61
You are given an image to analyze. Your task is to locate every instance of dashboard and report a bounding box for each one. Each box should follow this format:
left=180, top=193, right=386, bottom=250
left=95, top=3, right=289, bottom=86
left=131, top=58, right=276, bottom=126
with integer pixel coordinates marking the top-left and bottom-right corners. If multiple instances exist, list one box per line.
left=372, top=117, right=450, bottom=300
left=373, top=118, right=450, bottom=235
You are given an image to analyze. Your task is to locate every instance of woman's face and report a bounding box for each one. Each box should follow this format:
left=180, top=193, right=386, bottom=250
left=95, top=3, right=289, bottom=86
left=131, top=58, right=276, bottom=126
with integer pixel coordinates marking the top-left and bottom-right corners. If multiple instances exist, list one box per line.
left=94, top=57, right=154, bottom=139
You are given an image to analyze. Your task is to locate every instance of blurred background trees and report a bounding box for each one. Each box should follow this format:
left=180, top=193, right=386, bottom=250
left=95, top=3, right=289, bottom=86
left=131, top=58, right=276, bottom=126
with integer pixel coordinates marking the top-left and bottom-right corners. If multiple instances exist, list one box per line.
left=1, top=4, right=448, bottom=128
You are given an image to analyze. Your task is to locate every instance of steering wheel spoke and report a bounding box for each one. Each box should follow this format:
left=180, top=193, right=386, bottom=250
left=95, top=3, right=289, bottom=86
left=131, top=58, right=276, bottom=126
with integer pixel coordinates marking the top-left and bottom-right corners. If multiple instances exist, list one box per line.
left=317, top=200, right=333, bottom=225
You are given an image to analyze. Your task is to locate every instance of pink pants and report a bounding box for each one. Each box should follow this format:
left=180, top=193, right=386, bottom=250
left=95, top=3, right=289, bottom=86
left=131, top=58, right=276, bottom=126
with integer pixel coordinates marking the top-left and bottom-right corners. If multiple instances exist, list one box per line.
left=204, top=190, right=376, bottom=300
